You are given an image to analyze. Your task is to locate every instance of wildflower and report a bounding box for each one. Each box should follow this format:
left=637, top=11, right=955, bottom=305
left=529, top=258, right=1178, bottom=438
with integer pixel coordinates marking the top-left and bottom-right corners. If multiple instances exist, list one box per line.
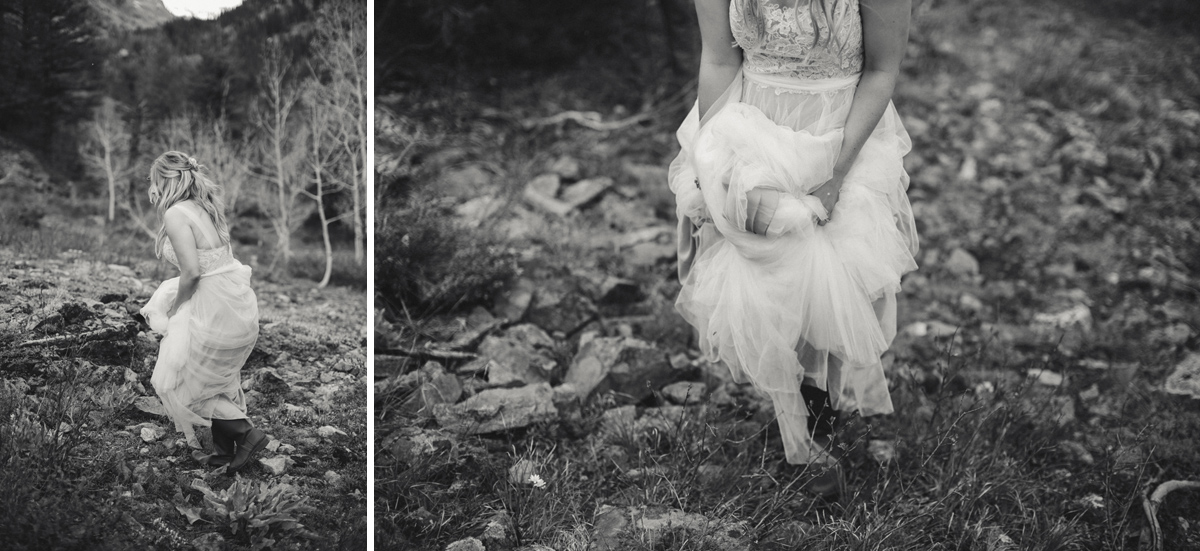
left=529, top=474, right=546, bottom=489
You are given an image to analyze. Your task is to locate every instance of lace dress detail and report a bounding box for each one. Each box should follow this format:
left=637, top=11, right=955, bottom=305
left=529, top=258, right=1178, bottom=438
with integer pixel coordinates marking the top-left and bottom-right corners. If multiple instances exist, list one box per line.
left=730, top=0, right=864, bottom=81
left=163, top=241, right=234, bottom=274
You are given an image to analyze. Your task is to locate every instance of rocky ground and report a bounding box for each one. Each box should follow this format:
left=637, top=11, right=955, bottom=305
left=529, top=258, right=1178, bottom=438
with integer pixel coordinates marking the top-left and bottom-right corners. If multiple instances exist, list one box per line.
left=0, top=243, right=368, bottom=550
left=379, top=1, right=1200, bottom=549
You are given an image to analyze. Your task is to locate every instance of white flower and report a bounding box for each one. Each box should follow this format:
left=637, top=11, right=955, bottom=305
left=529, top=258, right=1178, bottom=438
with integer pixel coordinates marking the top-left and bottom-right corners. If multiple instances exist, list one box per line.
left=529, top=474, right=546, bottom=489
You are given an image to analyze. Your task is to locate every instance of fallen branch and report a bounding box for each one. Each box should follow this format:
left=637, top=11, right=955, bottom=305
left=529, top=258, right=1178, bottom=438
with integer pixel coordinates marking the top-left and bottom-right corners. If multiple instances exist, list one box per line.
left=521, top=110, right=652, bottom=131
left=376, top=348, right=477, bottom=362
left=18, top=325, right=131, bottom=348
left=1143, top=479, right=1200, bottom=551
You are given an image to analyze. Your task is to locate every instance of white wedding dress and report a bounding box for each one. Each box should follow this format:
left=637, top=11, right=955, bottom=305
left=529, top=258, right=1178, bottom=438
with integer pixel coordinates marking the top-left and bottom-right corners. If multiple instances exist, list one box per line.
left=140, top=206, right=259, bottom=447
left=671, top=0, right=919, bottom=464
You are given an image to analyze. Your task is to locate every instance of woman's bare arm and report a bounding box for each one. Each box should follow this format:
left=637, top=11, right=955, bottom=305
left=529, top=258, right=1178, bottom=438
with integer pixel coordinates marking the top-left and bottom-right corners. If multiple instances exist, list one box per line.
left=164, top=207, right=202, bottom=317
left=811, top=0, right=911, bottom=220
left=695, top=0, right=742, bottom=119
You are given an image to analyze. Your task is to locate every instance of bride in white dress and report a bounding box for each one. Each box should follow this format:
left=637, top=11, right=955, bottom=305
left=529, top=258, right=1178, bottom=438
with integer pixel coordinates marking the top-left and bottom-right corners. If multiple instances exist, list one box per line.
left=140, top=151, right=267, bottom=471
left=671, top=0, right=918, bottom=498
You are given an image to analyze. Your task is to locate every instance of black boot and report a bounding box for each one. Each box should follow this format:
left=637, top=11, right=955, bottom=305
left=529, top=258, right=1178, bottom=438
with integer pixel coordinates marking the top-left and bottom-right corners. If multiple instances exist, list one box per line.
left=211, top=418, right=268, bottom=472
left=205, top=422, right=236, bottom=467
left=800, top=384, right=843, bottom=502
left=801, top=384, right=839, bottom=440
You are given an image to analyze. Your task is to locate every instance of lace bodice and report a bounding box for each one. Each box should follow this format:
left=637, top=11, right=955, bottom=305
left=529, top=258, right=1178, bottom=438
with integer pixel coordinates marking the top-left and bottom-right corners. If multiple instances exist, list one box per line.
left=163, top=240, right=234, bottom=274
left=731, top=0, right=864, bottom=80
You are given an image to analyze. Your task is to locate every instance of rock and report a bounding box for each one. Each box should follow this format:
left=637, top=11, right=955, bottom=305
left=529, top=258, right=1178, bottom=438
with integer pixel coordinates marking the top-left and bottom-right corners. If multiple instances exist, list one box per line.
left=904, top=320, right=959, bottom=338
left=661, top=381, right=707, bottom=405
left=635, top=406, right=688, bottom=435
left=390, top=428, right=459, bottom=463
left=867, top=439, right=897, bottom=465
left=464, top=326, right=557, bottom=387
left=493, top=277, right=536, bottom=323
left=1165, top=353, right=1200, bottom=399
left=943, top=248, right=980, bottom=278
left=1059, top=441, right=1094, bottom=465
left=417, top=370, right=463, bottom=413
left=527, top=173, right=561, bottom=198
left=1033, top=304, right=1092, bottom=331
left=324, top=470, right=343, bottom=486
left=139, top=426, right=162, bottom=443
left=523, top=184, right=573, bottom=216
left=560, top=177, right=612, bottom=209
left=548, top=156, right=581, bottom=180
left=1027, top=369, right=1064, bottom=386
left=561, top=336, right=654, bottom=399
left=455, top=196, right=504, bottom=228
left=259, top=456, right=291, bottom=475
left=441, top=165, right=491, bottom=198
left=622, top=162, right=668, bottom=189
left=696, top=464, right=724, bottom=484
left=959, top=293, right=984, bottom=313
left=598, top=405, right=637, bottom=437
left=595, top=276, right=643, bottom=305
left=433, top=383, right=558, bottom=434
left=316, top=425, right=348, bottom=439
left=133, top=396, right=166, bottom=416
left=592, top=506, right=630, bottom=551
left=481, top=510, right=512, bottom=544
left=625, top=241, right=676, bottom=267
left=445, top=537, right=485, bottom=551
left=190, top=533, right=225, bottom=551
left=99, top=293, right=127, bottom=304
left=526, top=292, right=597, bottom=337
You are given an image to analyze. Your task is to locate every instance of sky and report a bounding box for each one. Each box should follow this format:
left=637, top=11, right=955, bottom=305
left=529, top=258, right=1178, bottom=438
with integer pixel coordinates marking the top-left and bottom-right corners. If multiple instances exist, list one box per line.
left=161, top=0, right=245, bottom=20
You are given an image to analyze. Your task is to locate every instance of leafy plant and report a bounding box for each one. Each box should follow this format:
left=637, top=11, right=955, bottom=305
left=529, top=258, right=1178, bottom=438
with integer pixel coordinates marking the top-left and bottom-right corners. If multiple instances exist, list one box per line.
left=191, top=476, right=314, bottom=549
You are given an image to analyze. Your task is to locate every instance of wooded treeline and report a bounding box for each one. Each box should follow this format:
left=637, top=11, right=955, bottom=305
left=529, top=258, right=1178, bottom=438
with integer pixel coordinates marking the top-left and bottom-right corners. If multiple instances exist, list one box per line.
left=2, top=0, right=366, bottom=287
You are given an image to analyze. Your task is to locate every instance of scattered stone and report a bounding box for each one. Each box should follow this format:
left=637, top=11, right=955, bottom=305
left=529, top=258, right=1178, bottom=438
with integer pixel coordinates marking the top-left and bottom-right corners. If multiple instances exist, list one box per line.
left=390, top=428, right=459, bottom=463
left=959, top=293, right=984, bottom=313
left=455, top=196, right=504, bottom=228
left=481, top=510, right=512, bottom=544
left=560, top=336, right=654, bottom=400
left=527, top=173, right=561, bottom=198
left=445, top=537, right=485, bottom=551
left=561, top=176, right=613, bottom=209
left=548, top=156, right=581, bottom=180
left=661, top=381, right=707, bottom=405
left=323, top=470, right=343, bottom=486
left=523, top=184, right=573, bottom=216
left=1027, top=369, right=1064, bottom=387
left=696, top=464, right=724, bottom=484
left=592, top=506, right=630, bottom=551
left=434, top=383, right=558, bottom=434
left=493, top=277, right=536, bottom=323
left=464, top=326, right=557, bottom=387
left=622, top=162, right=668, bottom=189
left=139, top=425, right=162, bottom=443
left=1059, top=441, right=1095, bottom=465
left=526, top=292, right=597, bottom=337
left=595, top=276, right=643, bottom=305
left=625, top=241, right=676, bottom=267
left=943, top=248, right=980, bottom=278
left=316, top=425, right=348, bottom=439
left=904, top=320, right=959, bottom=338
left=1034, top=304, right=1092, bottom=330
left=441, top=165, right=491, bottom=198
left=867, top=439, right=897, bottom=464
left=597, top=346, right=676, bottom=403
left=259, top=456, right=291, bottom=476
left=1165, top=353, right=1200, bottom=399
left=598, top=405, right=637, bottom=438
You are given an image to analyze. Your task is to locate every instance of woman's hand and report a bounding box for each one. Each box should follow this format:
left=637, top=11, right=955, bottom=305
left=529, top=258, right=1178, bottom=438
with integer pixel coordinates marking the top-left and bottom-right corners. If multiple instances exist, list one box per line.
left=809, top=175, right=843, bottom=226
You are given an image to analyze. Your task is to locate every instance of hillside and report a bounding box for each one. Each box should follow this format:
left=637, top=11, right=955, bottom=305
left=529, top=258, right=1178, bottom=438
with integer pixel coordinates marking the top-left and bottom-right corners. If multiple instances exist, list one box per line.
left=375, top=0, right=1200, bottom=549
left=89, top=0, right=175, bottom=30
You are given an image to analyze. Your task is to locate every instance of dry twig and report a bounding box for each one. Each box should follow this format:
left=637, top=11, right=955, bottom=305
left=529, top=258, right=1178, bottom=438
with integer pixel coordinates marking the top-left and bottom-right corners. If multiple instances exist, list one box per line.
left=1142, top=479, right=1200, bottom=551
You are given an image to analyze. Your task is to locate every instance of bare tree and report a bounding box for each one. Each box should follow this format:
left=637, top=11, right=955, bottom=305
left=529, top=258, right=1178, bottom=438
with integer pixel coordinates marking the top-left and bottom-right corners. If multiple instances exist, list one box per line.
left=254, top=40, right=310, bottom=273
left=301, top=83, right=344, bottom=288
left=311, top=0, right=367, bottom=266
left=80, top=97, right=131, bottom=224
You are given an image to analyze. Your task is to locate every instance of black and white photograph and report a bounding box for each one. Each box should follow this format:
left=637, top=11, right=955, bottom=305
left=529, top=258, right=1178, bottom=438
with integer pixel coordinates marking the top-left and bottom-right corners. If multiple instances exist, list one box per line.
left=375, top=0, right=1200, bottom=549
left=0, top=0, right=368, bottom=549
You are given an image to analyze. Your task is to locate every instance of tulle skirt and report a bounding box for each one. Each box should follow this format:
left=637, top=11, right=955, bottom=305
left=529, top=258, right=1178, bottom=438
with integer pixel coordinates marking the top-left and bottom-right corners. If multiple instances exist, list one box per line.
left=670, top=69, right=919, bottom=464
left=141, top=262, right=259, bottom=447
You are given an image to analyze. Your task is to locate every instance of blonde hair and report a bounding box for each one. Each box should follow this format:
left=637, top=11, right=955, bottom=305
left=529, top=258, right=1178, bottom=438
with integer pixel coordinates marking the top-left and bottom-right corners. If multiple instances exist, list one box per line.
left=148, top=151, right=231, bottom=257
left=739, top=0, right=849, bottom=56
